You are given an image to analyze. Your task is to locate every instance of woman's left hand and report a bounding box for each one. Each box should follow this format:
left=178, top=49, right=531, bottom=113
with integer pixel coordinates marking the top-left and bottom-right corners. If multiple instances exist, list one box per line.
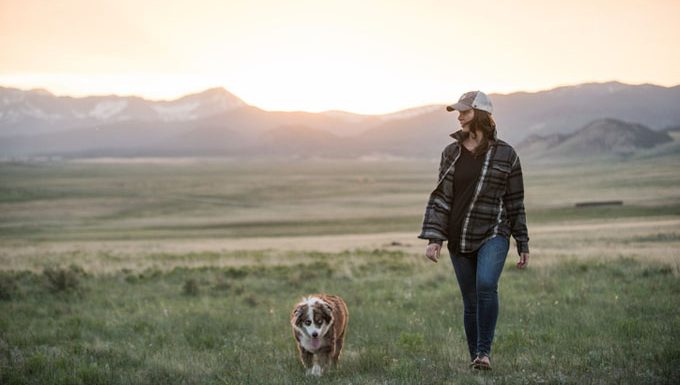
left=425, top=243, right=441, bottom=263
left=517, top=252, right=529, bottom=269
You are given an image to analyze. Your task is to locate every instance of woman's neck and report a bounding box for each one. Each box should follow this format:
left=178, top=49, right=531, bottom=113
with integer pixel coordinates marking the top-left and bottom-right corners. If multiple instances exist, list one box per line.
left=462, top=130, right=484, bottom=151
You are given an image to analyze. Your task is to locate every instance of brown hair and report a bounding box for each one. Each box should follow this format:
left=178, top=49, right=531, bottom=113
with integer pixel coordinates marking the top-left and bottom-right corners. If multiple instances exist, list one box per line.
left=468, top=109, right=497, bottom=157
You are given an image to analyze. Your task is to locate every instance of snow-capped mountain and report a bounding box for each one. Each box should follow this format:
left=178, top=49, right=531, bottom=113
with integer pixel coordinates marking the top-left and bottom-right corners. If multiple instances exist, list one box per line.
left=150, top=87, right=247, bottom=122
left=0, top=87, right=247, bottom=137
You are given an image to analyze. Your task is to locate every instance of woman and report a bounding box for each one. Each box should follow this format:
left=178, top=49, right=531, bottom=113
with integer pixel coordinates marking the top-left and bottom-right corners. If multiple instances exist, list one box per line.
left=418, top=90, right=530, bottom=370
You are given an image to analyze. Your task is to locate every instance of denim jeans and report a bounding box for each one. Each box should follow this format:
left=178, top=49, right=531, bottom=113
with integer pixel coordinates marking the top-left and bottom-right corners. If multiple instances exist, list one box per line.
left=448, top=235, right=509, bottom=360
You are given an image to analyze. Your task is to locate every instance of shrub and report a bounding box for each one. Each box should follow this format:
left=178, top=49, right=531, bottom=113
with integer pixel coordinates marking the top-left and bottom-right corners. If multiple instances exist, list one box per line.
left=43, top=265, right=83, bottom=293
left=183, top=278, right=200, bottom=296
left=0, top=273, right=17, bottom=300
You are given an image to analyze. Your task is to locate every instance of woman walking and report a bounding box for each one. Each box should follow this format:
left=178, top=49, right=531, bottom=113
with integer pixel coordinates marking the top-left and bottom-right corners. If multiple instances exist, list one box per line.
left=419, top=90, right=530, bottom=370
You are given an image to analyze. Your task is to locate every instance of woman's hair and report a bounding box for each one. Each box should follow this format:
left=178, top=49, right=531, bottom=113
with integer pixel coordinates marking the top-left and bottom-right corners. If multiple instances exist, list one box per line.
left=468, top=109, right=497, bottom=157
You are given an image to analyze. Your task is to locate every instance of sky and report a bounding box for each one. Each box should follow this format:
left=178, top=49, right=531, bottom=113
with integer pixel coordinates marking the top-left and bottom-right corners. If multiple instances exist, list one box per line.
left=1, top=0, right=679, bottom=114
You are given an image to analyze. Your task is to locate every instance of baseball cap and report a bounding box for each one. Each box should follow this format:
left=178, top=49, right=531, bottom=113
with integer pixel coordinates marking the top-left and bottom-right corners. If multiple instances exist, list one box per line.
left=446, top=91, right=493, bottom=114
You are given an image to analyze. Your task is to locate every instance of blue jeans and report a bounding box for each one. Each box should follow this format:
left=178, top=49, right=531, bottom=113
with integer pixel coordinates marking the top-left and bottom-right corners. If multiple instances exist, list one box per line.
left=448, top=235, right=509, bottom=360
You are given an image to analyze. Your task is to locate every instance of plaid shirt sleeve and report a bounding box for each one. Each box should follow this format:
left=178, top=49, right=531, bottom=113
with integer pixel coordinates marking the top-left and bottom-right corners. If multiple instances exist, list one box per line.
left=503, top=153, right=530, bottom=255
left=418, top=146, right=455, bottom=242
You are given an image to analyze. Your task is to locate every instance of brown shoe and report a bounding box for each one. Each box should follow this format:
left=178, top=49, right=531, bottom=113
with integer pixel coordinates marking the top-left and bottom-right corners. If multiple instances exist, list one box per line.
left=475, top=355, right=492, bottom=370
left=469, top=357, right=481, bottom=368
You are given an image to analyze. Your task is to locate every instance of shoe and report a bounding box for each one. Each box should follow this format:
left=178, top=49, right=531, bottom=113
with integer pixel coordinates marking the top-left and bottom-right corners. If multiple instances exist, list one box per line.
left=475, top=355, right=492, bottom=370
left=469, top=357, right=480, bottom=368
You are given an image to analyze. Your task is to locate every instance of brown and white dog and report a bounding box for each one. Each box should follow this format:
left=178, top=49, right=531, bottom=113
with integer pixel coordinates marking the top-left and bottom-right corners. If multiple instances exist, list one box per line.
left=290, top=294, right=349, bottom=376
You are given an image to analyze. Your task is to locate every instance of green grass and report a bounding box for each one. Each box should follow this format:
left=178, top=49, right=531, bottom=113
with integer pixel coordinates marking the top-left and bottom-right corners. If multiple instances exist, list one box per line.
left=629, top=233, right=680, bottom=243
left=1, top=250, right=678, bottom=385
left=1, top=156, right=679, bottom=242
left=1, top=157, right=680, bottom=242
left=3, top=204, right=680, bottom=242
left=1, top=155, right=679, bottom=384
left=528, top=203, right=680, bottom=224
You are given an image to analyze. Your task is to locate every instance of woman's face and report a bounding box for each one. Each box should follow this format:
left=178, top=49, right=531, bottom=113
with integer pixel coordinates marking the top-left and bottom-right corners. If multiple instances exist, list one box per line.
left=458, top=109, right=475, bottom=131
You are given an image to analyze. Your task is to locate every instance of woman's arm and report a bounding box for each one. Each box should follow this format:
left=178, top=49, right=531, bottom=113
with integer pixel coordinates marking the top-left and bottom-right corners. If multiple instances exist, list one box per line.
left=503, top=154, right=530, bottom=257
left=419, top=146, right=454, bottom=242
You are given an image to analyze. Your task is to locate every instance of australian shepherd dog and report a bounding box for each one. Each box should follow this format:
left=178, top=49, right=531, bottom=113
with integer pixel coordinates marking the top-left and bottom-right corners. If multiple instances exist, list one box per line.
left=290, top=294, right=349, bottom=376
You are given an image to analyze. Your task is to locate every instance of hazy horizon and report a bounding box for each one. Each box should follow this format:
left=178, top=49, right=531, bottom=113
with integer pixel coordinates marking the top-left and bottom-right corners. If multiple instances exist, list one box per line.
left=3, top=80, right=679, bottom=116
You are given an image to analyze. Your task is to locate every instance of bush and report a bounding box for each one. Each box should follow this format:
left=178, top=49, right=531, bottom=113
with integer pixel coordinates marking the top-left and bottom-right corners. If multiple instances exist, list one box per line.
left=0, top=273, right=18, bottom=300
left=43, top=265, right=83, bottom=293
left=183, top=278, right=200, bottom=296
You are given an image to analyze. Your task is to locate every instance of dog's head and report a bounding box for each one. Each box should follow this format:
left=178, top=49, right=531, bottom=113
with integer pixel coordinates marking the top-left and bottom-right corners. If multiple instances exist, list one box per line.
left=291, top=296, right=334, bottom=339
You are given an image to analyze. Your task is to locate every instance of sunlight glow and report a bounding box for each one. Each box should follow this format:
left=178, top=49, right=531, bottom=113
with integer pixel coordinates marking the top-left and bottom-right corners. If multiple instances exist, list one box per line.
left=1, top=0, right=678, bottom=114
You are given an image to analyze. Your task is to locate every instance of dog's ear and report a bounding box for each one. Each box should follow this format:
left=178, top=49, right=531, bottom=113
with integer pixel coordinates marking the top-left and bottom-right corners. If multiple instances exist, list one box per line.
left=321, top=303, right=334, bottom=325
left=319, top=302, right=335, bottom=335
left=291, top=303, right=308, bottom=327
left=321, top=303, right=333, bottom=321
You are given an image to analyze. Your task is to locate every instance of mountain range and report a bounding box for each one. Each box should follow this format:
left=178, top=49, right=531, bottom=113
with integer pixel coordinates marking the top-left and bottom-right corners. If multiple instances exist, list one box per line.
left=1, top=82, right=679, bottom=159
left=516, top=118, right=674, bottom=160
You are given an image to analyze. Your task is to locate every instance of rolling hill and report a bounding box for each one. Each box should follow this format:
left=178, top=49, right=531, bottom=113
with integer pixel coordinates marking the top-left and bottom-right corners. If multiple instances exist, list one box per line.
left=516, top=118, right=674, bottom=160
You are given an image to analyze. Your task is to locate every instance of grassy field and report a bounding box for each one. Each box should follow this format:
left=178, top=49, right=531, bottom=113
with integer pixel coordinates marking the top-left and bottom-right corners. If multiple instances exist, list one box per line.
left=1, top=154, right=679, bottom=384
left=1, top=155, right=678, bottom=242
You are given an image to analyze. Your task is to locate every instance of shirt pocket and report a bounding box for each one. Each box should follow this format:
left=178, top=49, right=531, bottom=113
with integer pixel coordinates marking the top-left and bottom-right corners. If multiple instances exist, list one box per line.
left=485, top=162, right=512, bottom=197
left=491, top=162, right=511, bottom=175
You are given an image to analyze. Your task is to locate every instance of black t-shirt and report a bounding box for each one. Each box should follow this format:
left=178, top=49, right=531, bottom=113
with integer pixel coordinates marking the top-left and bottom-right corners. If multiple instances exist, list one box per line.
left=448, top=145, right=484, bottom=252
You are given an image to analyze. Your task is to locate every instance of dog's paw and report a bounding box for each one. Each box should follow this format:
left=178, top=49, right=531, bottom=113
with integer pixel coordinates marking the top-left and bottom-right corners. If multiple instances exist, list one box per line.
left=309, top=364, right=322, bottom=376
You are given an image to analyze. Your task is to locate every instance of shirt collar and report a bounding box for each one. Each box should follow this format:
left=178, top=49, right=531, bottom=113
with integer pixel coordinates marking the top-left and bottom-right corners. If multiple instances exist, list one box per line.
left=449, top=129, right=498, bottom=144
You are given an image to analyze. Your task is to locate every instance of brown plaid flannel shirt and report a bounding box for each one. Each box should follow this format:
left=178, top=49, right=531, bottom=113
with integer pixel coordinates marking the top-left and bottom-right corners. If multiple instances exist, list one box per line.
left=418, top=130, right=530, bottom=255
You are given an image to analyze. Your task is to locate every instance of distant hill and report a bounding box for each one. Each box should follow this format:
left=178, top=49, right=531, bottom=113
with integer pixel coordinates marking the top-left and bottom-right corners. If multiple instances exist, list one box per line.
left=490, top=82, right=680, bottom=142
left=516, top=118, right=674, bottom=159
left=1, top=82, right=679, bottom=159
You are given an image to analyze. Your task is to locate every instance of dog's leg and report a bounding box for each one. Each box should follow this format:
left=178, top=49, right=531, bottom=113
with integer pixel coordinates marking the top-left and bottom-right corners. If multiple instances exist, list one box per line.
left=309, top=364, right=322, bottom=376
left=316, top=352, right=332, bottom=375
left=300, top=349, right=314, bottom=374
left=309, top=354, right=323, bottom=376
left=332, top=337, right=345, bottom=367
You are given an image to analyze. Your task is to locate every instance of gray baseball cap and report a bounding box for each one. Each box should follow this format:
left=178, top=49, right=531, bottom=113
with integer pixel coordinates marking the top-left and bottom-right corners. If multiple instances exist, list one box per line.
left=446, top=91, right=493, bottom=114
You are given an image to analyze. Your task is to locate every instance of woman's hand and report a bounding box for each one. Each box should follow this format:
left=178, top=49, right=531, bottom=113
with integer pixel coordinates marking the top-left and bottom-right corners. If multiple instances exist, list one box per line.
left=517, top=252, right=529, bottom=269
left=425, top=243, right=441, bottom=263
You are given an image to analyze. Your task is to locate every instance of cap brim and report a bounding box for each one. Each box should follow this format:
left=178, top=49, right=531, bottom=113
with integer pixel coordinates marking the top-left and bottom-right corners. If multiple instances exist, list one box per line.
left=446, top=103, right=472, bottom=112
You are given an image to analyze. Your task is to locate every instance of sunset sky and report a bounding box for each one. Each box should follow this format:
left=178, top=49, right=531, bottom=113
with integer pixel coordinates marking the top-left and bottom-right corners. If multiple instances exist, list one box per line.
left=1, top=0, right=679, bottom=114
